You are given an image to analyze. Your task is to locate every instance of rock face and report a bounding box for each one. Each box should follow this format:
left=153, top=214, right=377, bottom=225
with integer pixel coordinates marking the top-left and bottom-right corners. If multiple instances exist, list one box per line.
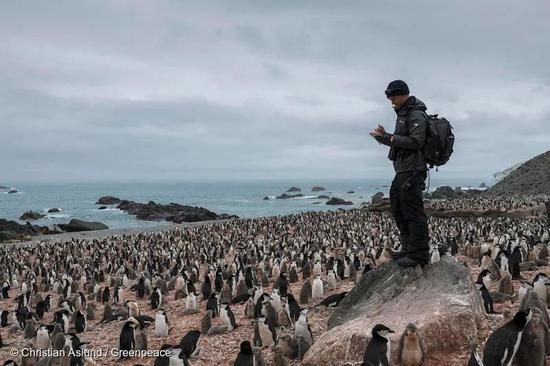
left=276, top=193, right=304, bottom=199
left=303, top=257, right=485, bottom=366
left=490, top=150, right=550, bottom=195
left=286, top=187, right=301, bottom=192
left=96, top=196, right=122, bottom=205
left=312, top=186, right=327, bottom=192
left=0, top=219, right=58, bottom=242
left=326, top=197, right=353, bottom=206
left=19, top=211, right=46, bottom=221
left=57, top=219, right=109, bottom=232
left=48, top=208, right=61, bottom=213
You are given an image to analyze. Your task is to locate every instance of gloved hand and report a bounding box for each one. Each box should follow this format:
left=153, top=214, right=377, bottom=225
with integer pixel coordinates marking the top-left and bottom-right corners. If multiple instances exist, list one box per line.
left=374, top=132, right=392, bottom=145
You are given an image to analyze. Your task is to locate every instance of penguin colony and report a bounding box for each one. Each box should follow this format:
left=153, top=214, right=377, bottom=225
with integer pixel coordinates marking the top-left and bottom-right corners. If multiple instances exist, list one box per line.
left=0, top=194, right=548, bottom=365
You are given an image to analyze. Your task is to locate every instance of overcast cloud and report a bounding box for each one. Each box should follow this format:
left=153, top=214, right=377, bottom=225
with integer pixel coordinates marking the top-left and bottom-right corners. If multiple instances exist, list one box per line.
left=1, top=0, right=549, bottom=182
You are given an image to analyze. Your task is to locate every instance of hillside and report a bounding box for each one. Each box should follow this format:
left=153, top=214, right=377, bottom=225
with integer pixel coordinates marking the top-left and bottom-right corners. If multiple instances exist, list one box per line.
left=489, top=150, right=550, bottom=195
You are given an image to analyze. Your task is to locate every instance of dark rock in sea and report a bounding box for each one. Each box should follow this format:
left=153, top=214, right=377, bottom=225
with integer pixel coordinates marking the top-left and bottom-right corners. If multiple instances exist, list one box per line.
left=0, top=185, right=7, bottom=189
left=115, top=199, right=229, bottom=223
left=48, top=208, right=61, bottom=213
left=276, top=193, right=304, bottom=199
left=347, top=191, right=355, bottom=194
left=263, top=196, right=270, bottom=200
left=312, top=202, right=322, bottom=204
left=96, top=196, right=122, bottom=205
left=286, top=187, right=301, bottom=192
left=0, top=218, right=59, bottom=242
left=326, top=197, right=353, bottom=206
left=19, top=211, right=46, bottom=221
left=372, top=192, right=385, bottom=204
left=317, top=195, right=330, bottom=200
left=98, top=206, right=108, bottom=210
left=58, top=219, right=109, bottom=232
left=304, top=257, right=485, bottom=365
left=8, top=189, right=18, bottom=194
left=311, top=186, right=327, bottom=192
left=430, top=186, right=461, bottom=199
left=479, top=182, right=487, bottom=188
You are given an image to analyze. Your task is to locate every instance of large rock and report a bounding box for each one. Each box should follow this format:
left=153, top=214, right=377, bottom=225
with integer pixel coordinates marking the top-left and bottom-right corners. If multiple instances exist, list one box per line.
left=312, top=186, right=327, bottom=192
left=0, top=218, right=58, bottom=242
left=303, top=257, right=486, bottom=365
left=371, top=192, right=385, bottom=204
left=48, top=208, right=61, bottom=213
left=96, top=196, right=122, bottom=205
left=58, top=219, right=109, bottom=232
left=286, top=187, right=301, bottom=192
left=8, top=189, right=18, bottom=194
left=276, top=193, right=304, bottom=199
left=326, top=197, right=353, bottom=206
left=19, top=211, right=46, bottom=221
left=429, top=186, right=461, bottom=199
left=116, top=200, right=223, bottom=223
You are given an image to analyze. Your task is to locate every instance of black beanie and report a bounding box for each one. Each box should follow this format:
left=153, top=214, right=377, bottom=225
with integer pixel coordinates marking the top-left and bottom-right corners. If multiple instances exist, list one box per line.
left=385, top=80, right=410, bottom=97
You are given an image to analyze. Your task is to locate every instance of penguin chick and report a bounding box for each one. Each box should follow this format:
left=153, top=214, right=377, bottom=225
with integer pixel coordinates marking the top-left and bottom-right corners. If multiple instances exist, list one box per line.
left=272, top=345, right=288, bottom=366
left=398, top=323, right=424, bottom=366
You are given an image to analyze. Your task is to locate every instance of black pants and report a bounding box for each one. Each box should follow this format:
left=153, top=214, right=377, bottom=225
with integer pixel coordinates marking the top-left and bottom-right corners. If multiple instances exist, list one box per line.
left=390, top=171, right=430, bottom=262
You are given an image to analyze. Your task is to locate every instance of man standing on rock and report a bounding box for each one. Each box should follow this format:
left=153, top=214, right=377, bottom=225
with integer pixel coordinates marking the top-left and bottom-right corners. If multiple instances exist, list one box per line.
left=370, top=80, right=430, bottom=268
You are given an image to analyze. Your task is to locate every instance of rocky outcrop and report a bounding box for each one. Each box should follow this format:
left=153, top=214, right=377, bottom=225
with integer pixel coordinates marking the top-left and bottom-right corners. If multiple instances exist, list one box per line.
left=479, top=182, right=487, bottom=188
left=8, top=189, right=18, bottom=194
left=429, top=186, right=461, bottom=199
left=287, top=187, right=301, bottom=192
left=19, top=211, right=46, bottom=221
left=0, top=185, right=7, bottom=189
left=96, top=196, right=122, bottom=205
left=116, top=200, right=225, bottom=223
left=98, top=206, right=108, bottom=210
left=276, top=193, right=304, bottom=199
left=303, top=257, right=485, bottom=365
left=0, top=219, right=58, bottom=242
left=57, top=219, right=109, bottom=232
left=489, top=150, right=550, bottom=195
left=312, top=186, right=327, bottom=192
left=326, top=197, right=353, bottom=206
left=371, top=192, right=385, bottom=204
left=95, top=197, right=234, bottom=223
left=48, top=208, right=61, bottom=213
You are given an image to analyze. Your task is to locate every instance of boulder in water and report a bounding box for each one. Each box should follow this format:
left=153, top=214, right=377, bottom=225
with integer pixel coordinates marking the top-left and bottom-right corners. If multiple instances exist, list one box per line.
left=347, top=191, right=355, bottom=194
left=302, top=256, right=485, bottom=365
left=19, top=211, right=46, bottom=221
left=96, top=196, right=122, bottom=205
left=312, top=186, right=327, bottom=192
left=429, top=186, right=461, bottom=199
left=58, top=219, right=109, bottom=232
left=317, top=195, right=330, bottom=200
left=371, top=192, right=385, bottom=204
left=8, top=189, right=18, bottom=194
left=326, top=197, right=353, bottom=206
left=98, top=206, right=108, bottom=210
left=286, top=187, right=301, bottom=192
left=48, top=208, right=61, bottom=213
left=276, top=193, right=304, bottom=199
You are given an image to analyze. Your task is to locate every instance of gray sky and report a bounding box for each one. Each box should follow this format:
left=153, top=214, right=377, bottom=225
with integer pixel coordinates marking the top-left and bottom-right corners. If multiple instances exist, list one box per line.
left=1, top=0, right=549, bottom=182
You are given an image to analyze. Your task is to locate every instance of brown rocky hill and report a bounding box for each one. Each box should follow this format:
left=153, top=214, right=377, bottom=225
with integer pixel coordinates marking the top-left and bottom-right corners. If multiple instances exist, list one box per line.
left=489, top=150, right=550, bottom=195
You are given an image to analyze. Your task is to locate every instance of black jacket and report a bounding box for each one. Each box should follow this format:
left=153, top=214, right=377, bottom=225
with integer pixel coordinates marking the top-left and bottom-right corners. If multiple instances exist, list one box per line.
left=387, top=96, right=428, bottom=173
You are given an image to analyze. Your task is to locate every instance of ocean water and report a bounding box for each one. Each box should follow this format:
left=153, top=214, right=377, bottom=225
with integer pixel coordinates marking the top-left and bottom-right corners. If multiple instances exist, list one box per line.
left=0, top=178, right=484, bottom=230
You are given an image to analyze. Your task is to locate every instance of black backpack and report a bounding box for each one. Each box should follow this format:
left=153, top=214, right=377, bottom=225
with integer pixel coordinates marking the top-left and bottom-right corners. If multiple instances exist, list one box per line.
left=422, top=113, right=454, bottom=168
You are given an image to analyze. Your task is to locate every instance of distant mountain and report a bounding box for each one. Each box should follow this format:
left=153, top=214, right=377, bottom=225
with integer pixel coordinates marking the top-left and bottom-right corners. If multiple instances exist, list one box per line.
left=489, top=150, right=550, bottom=195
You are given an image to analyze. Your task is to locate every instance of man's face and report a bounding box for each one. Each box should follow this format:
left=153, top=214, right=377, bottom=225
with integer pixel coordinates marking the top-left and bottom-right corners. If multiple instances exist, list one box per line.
left=388, top=95, right=408, bottom=109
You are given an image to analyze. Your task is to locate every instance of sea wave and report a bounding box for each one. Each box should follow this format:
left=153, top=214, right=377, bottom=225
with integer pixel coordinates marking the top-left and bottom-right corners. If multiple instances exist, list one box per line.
left=46, top=214, right=70, bottom=219
left=294, top=195, right=318, bottom=200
